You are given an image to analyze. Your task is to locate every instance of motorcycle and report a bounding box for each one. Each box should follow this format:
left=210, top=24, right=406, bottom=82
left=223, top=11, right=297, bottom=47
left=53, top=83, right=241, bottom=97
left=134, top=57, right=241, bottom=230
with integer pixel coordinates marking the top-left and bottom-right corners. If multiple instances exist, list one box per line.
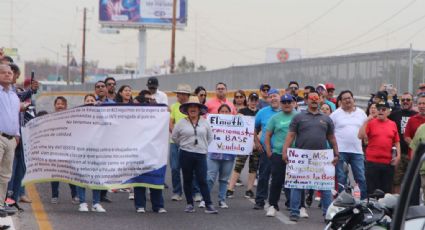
left=324, top=185, right=397, bottom=230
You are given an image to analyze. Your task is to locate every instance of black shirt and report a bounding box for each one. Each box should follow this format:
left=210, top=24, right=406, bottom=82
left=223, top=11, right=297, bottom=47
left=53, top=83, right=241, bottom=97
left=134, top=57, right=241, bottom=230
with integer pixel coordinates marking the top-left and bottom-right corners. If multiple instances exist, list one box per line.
left=389, top=109, right=418, bottom=155
left=238, top=107, right=258, bottom=117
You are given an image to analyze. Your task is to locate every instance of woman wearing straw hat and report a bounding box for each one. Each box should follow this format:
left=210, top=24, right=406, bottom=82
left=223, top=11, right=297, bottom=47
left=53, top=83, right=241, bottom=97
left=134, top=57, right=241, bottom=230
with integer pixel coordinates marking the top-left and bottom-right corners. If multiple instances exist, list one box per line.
left=171, top=96, right=218, bottom=214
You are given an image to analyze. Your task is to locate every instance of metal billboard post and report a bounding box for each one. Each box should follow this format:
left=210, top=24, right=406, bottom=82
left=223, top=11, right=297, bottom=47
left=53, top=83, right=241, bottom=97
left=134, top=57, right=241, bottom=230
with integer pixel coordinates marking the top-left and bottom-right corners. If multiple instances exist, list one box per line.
left=138, top=28, right=147, bottom=77
left=408, top=43, right=413, bottom=94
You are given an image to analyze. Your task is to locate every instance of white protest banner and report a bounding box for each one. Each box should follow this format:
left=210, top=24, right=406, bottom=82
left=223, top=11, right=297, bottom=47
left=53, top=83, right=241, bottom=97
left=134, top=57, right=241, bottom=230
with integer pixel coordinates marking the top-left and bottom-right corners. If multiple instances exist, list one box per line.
left=207, top=114, right=255, bottom=155
left=22, top=105, right=169, bottom=189
left=284, top=148, right=335, bottom=190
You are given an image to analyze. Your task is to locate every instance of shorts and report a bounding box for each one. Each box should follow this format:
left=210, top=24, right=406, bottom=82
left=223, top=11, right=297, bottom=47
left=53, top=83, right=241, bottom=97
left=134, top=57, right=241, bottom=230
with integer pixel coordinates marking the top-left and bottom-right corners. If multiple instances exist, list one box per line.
left=393, top=154, right=409, bottom=186
left=233, top=151, right=260, bottom=174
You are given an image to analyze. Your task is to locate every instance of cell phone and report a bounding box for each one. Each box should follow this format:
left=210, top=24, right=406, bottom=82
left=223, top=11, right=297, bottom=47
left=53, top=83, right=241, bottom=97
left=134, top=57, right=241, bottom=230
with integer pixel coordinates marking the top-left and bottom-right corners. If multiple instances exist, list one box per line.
left=31, top=71, right=35, bottom=81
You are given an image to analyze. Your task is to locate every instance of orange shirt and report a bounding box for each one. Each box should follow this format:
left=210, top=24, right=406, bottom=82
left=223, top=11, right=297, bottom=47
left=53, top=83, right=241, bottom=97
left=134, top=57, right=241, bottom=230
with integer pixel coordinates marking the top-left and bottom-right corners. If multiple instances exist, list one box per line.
left=205, top=97, right=237, bottom=114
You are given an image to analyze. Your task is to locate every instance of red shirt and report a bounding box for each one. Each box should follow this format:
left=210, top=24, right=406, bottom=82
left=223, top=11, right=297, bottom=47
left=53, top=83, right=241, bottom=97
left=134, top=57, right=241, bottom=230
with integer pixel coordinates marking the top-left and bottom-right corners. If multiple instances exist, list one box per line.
left=205, top=97, right=237, bottom=114
left=404, top=114, right=425, bottom=157
left=366, top=118, right=400, bottom=164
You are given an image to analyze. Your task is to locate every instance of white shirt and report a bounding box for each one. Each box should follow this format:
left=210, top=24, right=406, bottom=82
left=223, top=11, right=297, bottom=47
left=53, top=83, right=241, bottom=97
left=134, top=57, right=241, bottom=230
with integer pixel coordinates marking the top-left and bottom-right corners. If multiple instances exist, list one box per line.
left=0, top=85, right=20, bottom=136
left=330, top=107, right=367, bottom=154
left=153, top=90, right=168, bottom=105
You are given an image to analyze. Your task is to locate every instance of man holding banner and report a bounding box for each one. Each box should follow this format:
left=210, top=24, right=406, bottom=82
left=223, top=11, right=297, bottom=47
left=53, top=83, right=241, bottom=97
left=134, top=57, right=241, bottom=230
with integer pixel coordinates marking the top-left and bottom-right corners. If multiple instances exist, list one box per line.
left=265, top=94, right=297, bottom=217
left=282, top=90, right=339, bottom=222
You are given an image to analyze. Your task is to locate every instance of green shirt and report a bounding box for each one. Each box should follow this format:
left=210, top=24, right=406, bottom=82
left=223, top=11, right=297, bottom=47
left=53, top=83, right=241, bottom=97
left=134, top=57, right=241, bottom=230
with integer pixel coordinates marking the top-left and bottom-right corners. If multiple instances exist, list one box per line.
left=170, top=102, right=187, bottom=124
left=266, top=111, right=296, bottom=155
left=410, top=124, right=425, bottom=174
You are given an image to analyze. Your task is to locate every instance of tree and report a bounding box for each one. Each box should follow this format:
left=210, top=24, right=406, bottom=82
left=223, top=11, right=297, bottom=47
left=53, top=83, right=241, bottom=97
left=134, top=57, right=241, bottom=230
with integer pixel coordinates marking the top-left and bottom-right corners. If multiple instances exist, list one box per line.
left=176, top=56, right=206, bottom=73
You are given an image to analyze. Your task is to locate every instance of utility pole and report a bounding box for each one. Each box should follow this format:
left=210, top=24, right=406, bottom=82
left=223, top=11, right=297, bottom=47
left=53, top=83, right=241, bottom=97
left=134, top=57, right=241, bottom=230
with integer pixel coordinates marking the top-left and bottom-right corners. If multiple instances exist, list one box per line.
left=408, top=43, right=413, bottom=94
left=170, top=0, right=177, bottom=73
left=81, top=7, right=87, bottom=84
left=66, top=44, right=70, bottom=85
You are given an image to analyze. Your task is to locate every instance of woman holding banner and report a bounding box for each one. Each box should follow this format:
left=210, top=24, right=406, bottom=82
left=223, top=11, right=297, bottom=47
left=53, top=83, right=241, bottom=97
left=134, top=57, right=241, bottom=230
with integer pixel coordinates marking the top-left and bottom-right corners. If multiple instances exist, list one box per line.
left=171, top=96, right=218, bottom=214
left=205, top=104, right=236, bottom=209
left=76, top=96, right=106, bottom=212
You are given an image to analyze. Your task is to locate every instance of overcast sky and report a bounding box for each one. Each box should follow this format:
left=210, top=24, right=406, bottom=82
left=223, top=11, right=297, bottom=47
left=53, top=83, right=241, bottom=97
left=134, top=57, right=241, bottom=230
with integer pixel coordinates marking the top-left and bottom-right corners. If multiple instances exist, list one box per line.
left=1, top=0, right=425, bottom=70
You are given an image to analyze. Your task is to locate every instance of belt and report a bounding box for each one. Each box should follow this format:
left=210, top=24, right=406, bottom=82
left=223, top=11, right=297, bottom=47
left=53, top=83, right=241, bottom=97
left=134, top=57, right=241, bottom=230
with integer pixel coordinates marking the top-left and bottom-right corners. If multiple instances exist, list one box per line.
left=0, top=133, right=14, bottom=140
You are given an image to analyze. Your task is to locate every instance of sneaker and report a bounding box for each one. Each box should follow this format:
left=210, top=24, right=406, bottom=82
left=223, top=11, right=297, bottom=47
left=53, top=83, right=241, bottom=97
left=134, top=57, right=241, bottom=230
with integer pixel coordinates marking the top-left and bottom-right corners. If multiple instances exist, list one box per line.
left=226, top=190, right=234, bottom=199
left=289, top=215, right=299, bottom=222
left=184, top=204, right=195, bottom=213
left=205, top=205, right=218, bottom=214
left=193, top=193, right=202, bottom=202
left=72, top=197, right=80, bottom=205
left=5, top=198, right=15, bottom=205
left=218, top=201, right=228, bottom=209
left=253, top=203, right=264, bottom=210
left=198, top=200, right=206, bottom=208
left=136, top=207, right=146, bottom=213
left=19, top=195, right=32, bottom=203
left=236, top=179, right=243, bottom=187
left=157, top=208, right=167, bottom=213
left=315, top=196, right=321, bottom=202
left=244, top=190, right=255, bottom=199
left=51, top=197, right=58, bottom=204
left=92, top=203, right=106, bottom=212
left=128, top=192, right=134, bottom=200
left=266, top=206, right=276, bottom=217
left=171, top=194, right=183, bottom=201
left=300, top=207, right=309, bottom=218
left=78, top=203, right=89, bottom=212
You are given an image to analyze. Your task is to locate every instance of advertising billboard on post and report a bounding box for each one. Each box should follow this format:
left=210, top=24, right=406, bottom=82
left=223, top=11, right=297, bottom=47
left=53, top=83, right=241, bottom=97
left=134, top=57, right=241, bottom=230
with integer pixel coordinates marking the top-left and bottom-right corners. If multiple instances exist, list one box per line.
left=99, top=0, right=187, bottom=29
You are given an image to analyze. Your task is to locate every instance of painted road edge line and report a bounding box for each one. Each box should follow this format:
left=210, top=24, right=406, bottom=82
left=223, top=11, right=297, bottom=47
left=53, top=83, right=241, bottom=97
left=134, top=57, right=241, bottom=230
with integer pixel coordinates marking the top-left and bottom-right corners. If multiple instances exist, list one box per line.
left=27, top=184, right=53, bottom=230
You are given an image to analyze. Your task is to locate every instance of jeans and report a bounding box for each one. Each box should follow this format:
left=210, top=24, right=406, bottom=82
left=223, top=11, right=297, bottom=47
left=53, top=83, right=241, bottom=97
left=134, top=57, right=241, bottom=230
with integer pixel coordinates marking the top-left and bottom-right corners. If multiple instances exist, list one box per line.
left=134, top=187, right=164, bottom=211
left=336, top=152, right=367, bottom=199
left=7, top=142, right=27, bottom=201
left=269, top=154, right=290, bottom=210
left=51, top=182, right=77, bottom=198
left=170, top=143, right=200, bottom=196
left=255, top=148, right=272, bottom=206
left=290, top=189, right=332, bottom=216
left=207, top=158, right=235, bottom=202
left=180, top=149, right=212, bottom=206
left=77, top=187, right=100, bottom=205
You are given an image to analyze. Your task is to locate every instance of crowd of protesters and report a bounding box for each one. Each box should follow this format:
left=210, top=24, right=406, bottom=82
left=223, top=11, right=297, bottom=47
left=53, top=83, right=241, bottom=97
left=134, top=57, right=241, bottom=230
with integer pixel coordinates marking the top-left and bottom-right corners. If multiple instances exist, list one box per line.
left=2, top=51, right=425, bottom=229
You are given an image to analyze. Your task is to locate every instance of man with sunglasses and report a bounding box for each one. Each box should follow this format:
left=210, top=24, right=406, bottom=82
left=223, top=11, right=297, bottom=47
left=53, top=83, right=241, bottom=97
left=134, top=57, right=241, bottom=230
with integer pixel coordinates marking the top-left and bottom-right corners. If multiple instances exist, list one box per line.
left=288, top=81, right=303, bottom=103
left=104, top=77, right=117, bottom=102
left=265, top=94, right=297, bottom=217
left=389, top=92, right=417, bottom=193
left=94, top=80, right=114, bottom=104
left=205, top=82, right=236, bottom=114
left=404, top=93, right=425, bottom=205
left=283, top=91, right=338, bottom=221
left=257, top=84, right=271, bottom=109
left=358, top=101, right=400, bottom=195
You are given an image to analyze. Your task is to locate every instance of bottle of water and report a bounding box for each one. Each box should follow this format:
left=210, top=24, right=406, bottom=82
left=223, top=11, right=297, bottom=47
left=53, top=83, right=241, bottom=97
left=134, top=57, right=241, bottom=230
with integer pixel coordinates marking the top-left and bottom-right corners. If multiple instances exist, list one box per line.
left=391, top=146, right=397, bottom=166
left=353, top=183, right=361, bottom=199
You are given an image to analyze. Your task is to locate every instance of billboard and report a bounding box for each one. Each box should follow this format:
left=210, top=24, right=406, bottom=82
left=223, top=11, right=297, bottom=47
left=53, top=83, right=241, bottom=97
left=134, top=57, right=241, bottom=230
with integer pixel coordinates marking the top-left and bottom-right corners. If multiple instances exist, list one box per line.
left=265, top=48, right=302, bottom=63
left=99, top=0, right=187, bottom=29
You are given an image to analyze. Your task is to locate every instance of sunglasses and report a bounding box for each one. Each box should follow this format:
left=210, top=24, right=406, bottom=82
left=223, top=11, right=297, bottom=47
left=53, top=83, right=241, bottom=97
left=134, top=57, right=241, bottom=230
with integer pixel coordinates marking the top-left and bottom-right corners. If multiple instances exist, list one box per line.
left=106, top=82, right=116, bottom=86
left=95, top=85, right=105, bottom=89
left=235, top=95, right=244, bottom=99
left=289, top=87, right=298, bottom=90
left=401, top=98, right=412, bottom=102
left=308, top=95, right=320, bottom=101
left=261, top=88, right=270, bottom=92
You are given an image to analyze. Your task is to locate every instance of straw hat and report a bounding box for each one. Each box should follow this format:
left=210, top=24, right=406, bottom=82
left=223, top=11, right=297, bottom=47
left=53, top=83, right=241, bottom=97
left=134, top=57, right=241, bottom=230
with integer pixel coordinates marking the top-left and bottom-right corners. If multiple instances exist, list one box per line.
left=179, top=96, right=208, bottom=115
left=173, top=84, right=192, bottom=95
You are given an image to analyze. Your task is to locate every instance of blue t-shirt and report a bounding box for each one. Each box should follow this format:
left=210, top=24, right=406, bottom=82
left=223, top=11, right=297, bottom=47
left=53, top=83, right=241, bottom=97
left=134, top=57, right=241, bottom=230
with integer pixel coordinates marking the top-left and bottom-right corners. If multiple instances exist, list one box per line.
left=255, top=106, right=282, bottom=145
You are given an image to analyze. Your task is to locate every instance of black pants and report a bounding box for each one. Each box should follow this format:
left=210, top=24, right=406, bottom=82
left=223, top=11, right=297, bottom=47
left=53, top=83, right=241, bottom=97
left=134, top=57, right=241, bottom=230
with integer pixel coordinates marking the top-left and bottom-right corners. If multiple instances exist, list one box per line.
left=268, top=154, right=290, bottom=210
left=180, top=149, right=212, bottom=206
left=365, top=162, right=394, bottom=194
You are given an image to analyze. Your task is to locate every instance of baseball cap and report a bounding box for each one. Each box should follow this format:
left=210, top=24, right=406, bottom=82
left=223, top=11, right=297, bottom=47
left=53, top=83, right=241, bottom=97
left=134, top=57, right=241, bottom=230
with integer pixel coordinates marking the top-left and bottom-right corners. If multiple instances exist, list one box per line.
left=375, top=91, right=388, bottom=101
left=248, top=92, right=259, bottom=100
left=260, top=84, right=271, bottom=91
left=280, top=93, right=294, bottom=102
left=376, top=101, right=390, bottom=109
left=267, top=88, right=280, bottom=96
left=325, top=83, right=335, bottom=90
left=147, top=77, right=159, bottom=87
left=316, top=84, right=327, bottom=92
